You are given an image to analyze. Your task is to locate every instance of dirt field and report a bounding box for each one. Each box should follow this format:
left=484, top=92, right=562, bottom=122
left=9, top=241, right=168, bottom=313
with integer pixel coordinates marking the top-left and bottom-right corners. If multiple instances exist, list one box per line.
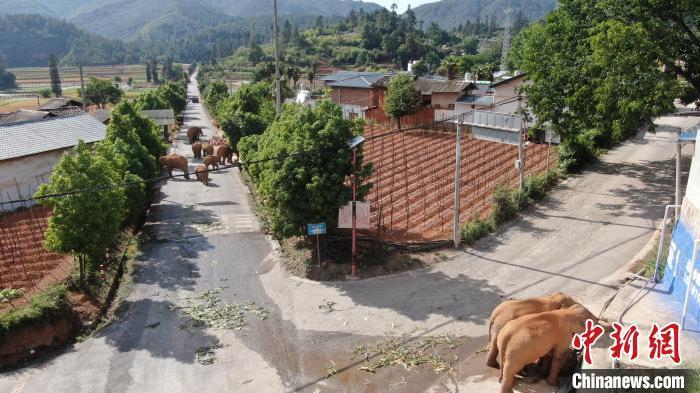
left=8, top=64, right=148, bottom=87
left=363, top=124, right=554, bottom=242
left=0, top=207, right=73, bottom=309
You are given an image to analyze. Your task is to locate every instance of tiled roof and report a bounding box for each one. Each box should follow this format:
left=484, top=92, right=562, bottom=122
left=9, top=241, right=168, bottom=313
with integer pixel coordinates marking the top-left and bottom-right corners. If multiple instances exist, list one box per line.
left=0, top=110, right=53, bottom=125
left=45, top=106, right=84, bottom=117
left=90, top=109, right=111, bottom=124
left=39, top=98, right=83, bottom=110
left=325, top=72, right=389, bottom=89
left=0, top=114, right=107, bottom=161
left=141, top=109, right=176, bottom=126
left=415, top=78, right=473, bottom=94
left=491, top=73, right=527, bottom=87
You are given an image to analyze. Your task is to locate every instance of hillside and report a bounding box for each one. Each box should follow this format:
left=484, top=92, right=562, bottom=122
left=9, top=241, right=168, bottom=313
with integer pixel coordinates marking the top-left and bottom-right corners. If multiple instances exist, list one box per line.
left=412, top=0, right=557, bottom=30
left=0, top=0, right=383, bottom=40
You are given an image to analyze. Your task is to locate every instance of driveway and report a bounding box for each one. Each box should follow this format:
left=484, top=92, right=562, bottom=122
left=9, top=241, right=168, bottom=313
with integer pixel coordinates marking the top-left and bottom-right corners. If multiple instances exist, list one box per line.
left=0, top=73, right=696, bottom=393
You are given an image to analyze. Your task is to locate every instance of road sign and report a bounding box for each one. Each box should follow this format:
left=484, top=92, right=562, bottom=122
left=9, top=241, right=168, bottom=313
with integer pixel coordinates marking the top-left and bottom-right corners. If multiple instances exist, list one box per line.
left=307, top=223, right=327, bottom=236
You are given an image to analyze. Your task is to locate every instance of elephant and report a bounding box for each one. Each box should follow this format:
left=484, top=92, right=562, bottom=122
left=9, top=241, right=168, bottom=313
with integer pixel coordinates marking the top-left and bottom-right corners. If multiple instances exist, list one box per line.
left=216, top=145, right=234, bottom=165
left=195, top=164, right=208, bottom=186
left=160, top=154, right=190, bottom=179
left=192, top=141, right=203, bottom=159
left=203, top=155, right=219, bottom=170
left=497, top=304, right=605, bottom=393
left=202, top=143, right=214, bottom=157
left=187, top=127, right=204, bottom=144
left=487, top=292, right=577, bottom=368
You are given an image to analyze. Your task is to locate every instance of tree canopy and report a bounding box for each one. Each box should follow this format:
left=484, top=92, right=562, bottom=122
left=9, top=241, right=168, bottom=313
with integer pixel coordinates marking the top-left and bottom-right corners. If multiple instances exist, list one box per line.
left=383, top=73, right=420, bottom=130
left=0, top=51, right=16, bottom=89
left=85, top=77, right=123, bottom=108
left=238, top=100, right=372, bottom=237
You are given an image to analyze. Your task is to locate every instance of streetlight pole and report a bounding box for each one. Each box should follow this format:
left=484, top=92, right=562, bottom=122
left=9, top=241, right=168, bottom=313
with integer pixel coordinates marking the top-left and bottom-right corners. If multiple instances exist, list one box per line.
left=453, top=114, right=463, bottom=248
left=347, top=135, right=365, bottom=278
left=273, top=0, right=282, bottom=114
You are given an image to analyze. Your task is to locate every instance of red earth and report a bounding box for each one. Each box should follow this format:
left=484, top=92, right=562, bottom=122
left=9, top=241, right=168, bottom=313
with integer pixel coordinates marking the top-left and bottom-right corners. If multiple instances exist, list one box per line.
left=362, top=124, right=554, bottom=242
left=0, top=206, right=73, bottom=309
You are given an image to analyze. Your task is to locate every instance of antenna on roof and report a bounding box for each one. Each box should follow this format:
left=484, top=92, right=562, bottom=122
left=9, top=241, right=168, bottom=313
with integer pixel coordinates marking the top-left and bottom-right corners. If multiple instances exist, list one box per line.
left=500, top=4, right=513, bottom=73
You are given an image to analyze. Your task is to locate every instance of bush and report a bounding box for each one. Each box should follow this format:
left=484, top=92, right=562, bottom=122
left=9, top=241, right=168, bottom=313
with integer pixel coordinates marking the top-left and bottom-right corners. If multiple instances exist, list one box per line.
left=557, top=131, right=598, bottom=173
left=525, top=174, right=549, bottom=201
left=461, top=217, right=495, bottom=244
left=38, top=88, right=51, bottom=98
left=0, top=285, right=69, bottom=340
left=510, top=188, right=532, bottom=211
left=491, top=186, right=517, bottom=225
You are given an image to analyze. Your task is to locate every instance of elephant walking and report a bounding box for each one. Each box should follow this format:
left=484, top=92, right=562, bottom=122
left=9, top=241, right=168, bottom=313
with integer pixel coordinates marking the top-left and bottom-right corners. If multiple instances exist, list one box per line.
left=192, top=141, right=203, bottom=159
left=203, top=155, right=219, bottom=170
left=195, top=164, right=208, bottom=186
left=160, top=154, right=190, bottom=179
left=187, top=127, right=204, bottom=144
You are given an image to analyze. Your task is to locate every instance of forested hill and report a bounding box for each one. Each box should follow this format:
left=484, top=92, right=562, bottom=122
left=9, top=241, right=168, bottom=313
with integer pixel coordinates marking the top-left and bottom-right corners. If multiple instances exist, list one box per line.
left=0, top=0, right=382, bottom=40
left=412, top=0, right=557, bottom=30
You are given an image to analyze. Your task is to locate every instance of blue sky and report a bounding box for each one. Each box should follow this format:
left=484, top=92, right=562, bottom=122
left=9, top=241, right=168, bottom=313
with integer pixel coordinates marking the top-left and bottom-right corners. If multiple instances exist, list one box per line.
left=370, top=0, right=438, bottom=13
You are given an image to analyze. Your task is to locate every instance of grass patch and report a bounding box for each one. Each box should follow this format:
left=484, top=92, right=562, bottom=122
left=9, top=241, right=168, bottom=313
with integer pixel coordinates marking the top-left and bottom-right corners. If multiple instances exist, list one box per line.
left=460, top=217, right=495, bottom=245
left=0, top=285, right=70, bottom=340
left=635, top=220, right=674, bottom=279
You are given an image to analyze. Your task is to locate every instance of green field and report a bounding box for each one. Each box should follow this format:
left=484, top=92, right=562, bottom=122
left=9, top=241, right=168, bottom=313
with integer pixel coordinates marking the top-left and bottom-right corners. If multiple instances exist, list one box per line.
left=9, top=64, right=148, bottom=85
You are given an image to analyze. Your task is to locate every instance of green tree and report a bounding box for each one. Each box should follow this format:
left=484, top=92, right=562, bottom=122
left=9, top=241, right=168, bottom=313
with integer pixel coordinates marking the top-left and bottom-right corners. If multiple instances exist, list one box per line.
left=85, top=77, right=123, bottom=108
left=411, top=60, right=429, bottom=77
left=248, top=38, right=264, bottom=63
left=0, top=51, right=16, bottom=89
left=134, top=89, right=168, bottom=110
left=383, top=73, right=420, bottom=130
left=35, top=141, right=126, bottom=286
left=287, top=65, right=301, bottom=88
left=127, top=77, right=133, bottom=90
left=109, top=100, right=166, bottom=159
left=94, top=139, right=146, bottom=220
left=151, top=59, right=159, bottom=84
left=146, top=62, right=152, bottom=82
left=113, top=75, right=122, bottom=87
left=158, top=81, right=187, bottom=114
left=38, top=88, right=51, bottom=98
left=48, top=54, right=62, bottom=97
left=238, top=100, right=372, bottom=237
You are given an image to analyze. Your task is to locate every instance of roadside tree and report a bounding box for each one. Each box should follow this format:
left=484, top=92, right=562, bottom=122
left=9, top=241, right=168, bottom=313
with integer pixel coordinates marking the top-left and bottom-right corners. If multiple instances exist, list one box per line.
left=48, top=54, right=62, bottom=97
left=383, top=73, right=419, bottom=130
left=85, top=77, right=123, bottom=108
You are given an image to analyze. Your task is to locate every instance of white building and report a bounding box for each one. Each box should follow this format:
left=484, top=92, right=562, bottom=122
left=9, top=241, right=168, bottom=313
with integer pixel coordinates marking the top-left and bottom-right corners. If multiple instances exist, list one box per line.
left=0, top=114, right=107, bottom=211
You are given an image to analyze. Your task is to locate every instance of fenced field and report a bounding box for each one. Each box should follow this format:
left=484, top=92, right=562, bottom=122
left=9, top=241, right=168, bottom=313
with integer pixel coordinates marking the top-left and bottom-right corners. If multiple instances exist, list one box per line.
left=8, top=64, right=148, bottom=89
left=362, top=121, right=555, bottom=242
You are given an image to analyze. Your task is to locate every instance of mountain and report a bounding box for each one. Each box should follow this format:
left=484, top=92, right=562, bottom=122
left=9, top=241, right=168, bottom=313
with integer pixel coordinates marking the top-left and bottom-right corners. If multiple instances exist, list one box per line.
left=0, top=0, right=383, bottom=40
left=412, top=0, right=557, bottom=30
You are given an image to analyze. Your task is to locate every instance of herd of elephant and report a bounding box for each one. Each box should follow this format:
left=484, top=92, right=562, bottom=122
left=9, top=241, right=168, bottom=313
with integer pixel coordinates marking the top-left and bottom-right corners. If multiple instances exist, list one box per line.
left=158, top=126, right=236, bottom=186
left=487, top=292, right=610, bottom=393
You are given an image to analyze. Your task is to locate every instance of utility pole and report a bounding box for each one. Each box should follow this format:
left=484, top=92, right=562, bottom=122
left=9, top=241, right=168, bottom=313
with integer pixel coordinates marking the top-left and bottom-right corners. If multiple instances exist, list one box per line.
left=79, top=64, right=87, bottom=112
left=453, top=114, right=463, bottom=248
left=676, top=129, right=682, bottom=219
left=517, top=95, right=525, bottom=189
left=273, top=0, right=282, bottom=114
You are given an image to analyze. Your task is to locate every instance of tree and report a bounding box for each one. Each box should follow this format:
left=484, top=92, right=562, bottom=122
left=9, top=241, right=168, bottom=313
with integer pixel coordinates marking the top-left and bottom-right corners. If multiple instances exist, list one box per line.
left=411, top=60, right=429, bottom=77
left=48, top=54, right=62, bottom=97
left=85, top=77, right=123, bottom=108
left=146, top=62, right=152, bottom=82
left=108, top=100, right=166, bottom=159
left=38, top=88, right=51, bottom=98
left=134, top=89, right=168, bottom=111
left=158, top=81, right=187, bottom=114
left=307, top=70, right=315, bottom=86
left=383, top=73, right=420, bottom=130
left=94, top=139, right=146, bottom=220
left=127, top=77, right=133, bottom=90
left=0, top=51, right=16, bottom=89
left=440, top=56, right=460, bottom=80
left=113, top=75, right=122, bottom=87
left=282, top=20, right=292, bottom=43
left=238, top=100, right=372, bottom=237
left=35, top=141, right=125, bottom=286
left=287, top=65, right=301, bottom=88
left=248, top=38, right=264, bottom=63
left=511, top=0, right=679, bottom=172
left=151, top=59, right=159, bottom=84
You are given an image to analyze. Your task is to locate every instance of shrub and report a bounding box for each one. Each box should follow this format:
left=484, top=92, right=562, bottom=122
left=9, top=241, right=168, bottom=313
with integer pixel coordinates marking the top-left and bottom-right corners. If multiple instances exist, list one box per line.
left=0, top=285, right=69, bottom=340
left=491, top=185, right=517, bottom=225
left=461, top=218, right=495, bottom=244
left=38, top=88, right=52, bottom=98
left=525, top=174, right=549, bottom=201
left=510, top=188, right=532, bottom=211
left=557, top=131, right=598, bottom=173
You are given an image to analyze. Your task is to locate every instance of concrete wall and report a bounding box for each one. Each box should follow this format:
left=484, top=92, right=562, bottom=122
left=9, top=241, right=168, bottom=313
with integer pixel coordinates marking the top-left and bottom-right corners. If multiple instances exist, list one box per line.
left=493, top=79, right=531, bottom=114
left=0, top=148, right=72, bottom=211
left=663, top=132, right=700, bottom=330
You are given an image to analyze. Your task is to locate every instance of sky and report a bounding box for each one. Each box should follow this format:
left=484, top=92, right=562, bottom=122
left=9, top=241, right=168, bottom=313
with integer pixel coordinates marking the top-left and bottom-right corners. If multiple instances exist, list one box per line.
left=370, top=0, right=439, bottom=13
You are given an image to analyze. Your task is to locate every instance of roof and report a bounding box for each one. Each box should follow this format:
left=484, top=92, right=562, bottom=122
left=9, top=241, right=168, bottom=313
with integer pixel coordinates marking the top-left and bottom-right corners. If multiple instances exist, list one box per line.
left=456, top=95, right=495, bottom=106
left=371, top=75, right=392, bottom=88
left=45, top=106, right=84, bottom=117
left=141, top=109, right=176, bottom=126
left=90, top=109, right=111, bottom=124
left=325, top=72, right=389, bottom=89
left=491, top=73, right=527, bottom=87
left=414, top=78, right=473, bottom=94
left=39, top=98, right=83, bottom=110
left=0, top=114, right=107, bottom=161
left=0, top=110, right=53, bottom=125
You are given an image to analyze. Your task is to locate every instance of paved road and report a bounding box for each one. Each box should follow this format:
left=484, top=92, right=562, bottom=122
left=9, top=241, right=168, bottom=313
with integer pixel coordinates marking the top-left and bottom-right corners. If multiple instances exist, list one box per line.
left=1, top=72, right=697, bottom=392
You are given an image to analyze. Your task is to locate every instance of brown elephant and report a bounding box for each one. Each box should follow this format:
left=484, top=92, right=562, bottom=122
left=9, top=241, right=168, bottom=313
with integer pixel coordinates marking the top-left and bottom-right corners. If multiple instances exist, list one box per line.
left=497, top=304, right=605, bottom=393
left=160, top=154, right=190, bottom=179
left=487, top=292, right=577, bottom=368
left=202, top=143, right=214, bottom=157
left=216, top=145, right=234, bottom=165
left=195, top=164, right=208, bottom=186
left=187, top=127, right=204, bottom=144
left=203, top=155, right=219, bottom=170
left=192, top=141, right=203, bottom=159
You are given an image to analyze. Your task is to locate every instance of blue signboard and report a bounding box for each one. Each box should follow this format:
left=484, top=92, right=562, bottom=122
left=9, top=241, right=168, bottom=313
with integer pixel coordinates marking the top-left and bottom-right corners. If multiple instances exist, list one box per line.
left=307, top=223, right=327, bottom=236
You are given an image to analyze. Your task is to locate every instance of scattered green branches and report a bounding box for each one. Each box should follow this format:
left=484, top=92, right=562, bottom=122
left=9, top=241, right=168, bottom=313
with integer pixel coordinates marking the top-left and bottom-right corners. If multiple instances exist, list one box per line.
left=352, top=334, right=459, bottom=374
left=325, top=360, right=337, bottom=378
left=173, top=288, right=269, bottom=331
left=0, top=288, right=24, bottom=304
left=318, top=300, right=337, bottom=313
left=196, top=343, right=224, bottom=365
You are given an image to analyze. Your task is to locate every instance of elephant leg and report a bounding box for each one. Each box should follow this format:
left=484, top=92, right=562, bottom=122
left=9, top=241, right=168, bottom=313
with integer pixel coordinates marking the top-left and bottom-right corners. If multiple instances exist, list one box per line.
left=499, top=359, right=517, bottom=393
left=546, top=350, right=567, bottom=386
left=184, top=170, right=190, bottom=180
left=167, top=168, right=173, bottom=177
left=486, top=325, right=500, bottom=368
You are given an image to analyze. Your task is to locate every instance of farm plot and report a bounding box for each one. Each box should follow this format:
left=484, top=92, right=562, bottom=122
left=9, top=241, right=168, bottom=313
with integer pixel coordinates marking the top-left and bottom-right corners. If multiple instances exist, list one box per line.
left=363, top=124, right=554, bottom=242
left=0, top=207, right=72, bottom=308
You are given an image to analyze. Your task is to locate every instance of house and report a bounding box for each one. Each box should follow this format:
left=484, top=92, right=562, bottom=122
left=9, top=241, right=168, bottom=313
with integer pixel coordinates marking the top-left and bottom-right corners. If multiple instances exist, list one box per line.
left=141, top=109, right=176, bottom=141
left=39, top=98, right=83, bottom=111
left=323, top=71, right=389, bottom=119
left=451, top=81, right=495, bottom=119
left=0, top=107, right=85, bottom=126
left=0, top=114, right=107, bottom=210
left=489, top=73, right=529, bottom=114
left=413, top=77, right=474, bottom=109
left=90, top=108, right=111, bottom=125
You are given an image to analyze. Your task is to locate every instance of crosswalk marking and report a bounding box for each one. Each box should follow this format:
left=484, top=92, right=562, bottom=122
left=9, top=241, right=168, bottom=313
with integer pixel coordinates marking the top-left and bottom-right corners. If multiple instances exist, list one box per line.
left=230, top=214, right=257, bottom=232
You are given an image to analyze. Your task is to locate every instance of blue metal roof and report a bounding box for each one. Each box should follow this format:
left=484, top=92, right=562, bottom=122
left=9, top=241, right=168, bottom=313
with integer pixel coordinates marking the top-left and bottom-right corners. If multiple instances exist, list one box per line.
left=325, top=72, right=388, bottom=89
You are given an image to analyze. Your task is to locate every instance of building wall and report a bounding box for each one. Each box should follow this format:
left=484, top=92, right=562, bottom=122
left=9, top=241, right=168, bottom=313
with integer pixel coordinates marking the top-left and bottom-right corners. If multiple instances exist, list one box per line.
left=492, top=79, right=531, bottom=114
left=0, top=148, right=73, bottom=211
left=331, top=87, right=378, bottom=108
left=431, top=92, right=462, bottom=109
left=663, top=132, right=700, bottom=330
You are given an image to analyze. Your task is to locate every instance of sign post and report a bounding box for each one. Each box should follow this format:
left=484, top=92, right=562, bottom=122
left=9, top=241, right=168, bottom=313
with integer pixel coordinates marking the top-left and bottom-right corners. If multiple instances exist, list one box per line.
left=307, top=223, right=326, bottom=269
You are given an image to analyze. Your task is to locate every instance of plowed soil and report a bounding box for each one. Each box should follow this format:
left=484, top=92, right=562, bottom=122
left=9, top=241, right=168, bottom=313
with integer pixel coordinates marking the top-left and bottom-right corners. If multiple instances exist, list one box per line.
left=363, top=125, right=554, bottom=242
left=0, top=207, right=72, bottom=309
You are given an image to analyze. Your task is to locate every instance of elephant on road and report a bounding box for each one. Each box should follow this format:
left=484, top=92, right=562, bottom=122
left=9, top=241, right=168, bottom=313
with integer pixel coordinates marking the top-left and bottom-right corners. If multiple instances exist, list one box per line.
left=497, top=304, right=606, bottom=393
left=195, top=164, right=208, bottom=186
left=202, top=143, right=214, bottom=157
left=187, top=127, right=204, bottom=144
left=203, top=155, right=219, bottom=170
left=487, top=293, right=577, bottom=368
left=192, top=141, right=203, bottom=159
left=160, top=154, right=190, bottom=179
left=216, top=145, right=234, bottom=165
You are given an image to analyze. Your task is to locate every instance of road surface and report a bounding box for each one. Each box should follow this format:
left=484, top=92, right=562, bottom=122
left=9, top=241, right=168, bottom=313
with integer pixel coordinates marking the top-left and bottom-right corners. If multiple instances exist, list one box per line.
left=0, top=74, right=696, bottom=392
